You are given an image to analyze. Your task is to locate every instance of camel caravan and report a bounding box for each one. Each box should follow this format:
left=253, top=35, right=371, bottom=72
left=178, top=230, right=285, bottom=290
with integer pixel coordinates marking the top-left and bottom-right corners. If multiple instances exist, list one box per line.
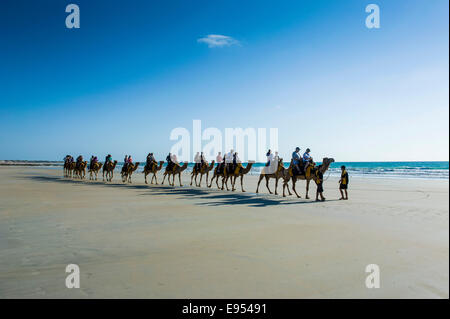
left=63, top=147, right=335, bottom=201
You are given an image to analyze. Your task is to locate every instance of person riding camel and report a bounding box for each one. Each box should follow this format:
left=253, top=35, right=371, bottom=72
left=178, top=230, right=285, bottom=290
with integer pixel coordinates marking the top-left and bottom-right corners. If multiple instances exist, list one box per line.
left=105, top=154, right=112, bottom=166
left=216, top=152, right=223, bottom=173
left=200, top=152, right=205, bottom=166
left=266, top=149, right=273, bottom=167
left=146, top=153, right=156, bottom=170
left=171, top=153, right=180, bottom=171
left=233, top=152, right=242, bottom=174
left=194, top=152, right=201, bottom=172
left=76, top=155, right=83, bottom=169
left=225, top=149, right=234, bottom=174
left=64, top=155, right=73, bottom=165
left=273, top=151, right=281, bottom=173
left=89, top=156, right=94, bottom=170
left=303, top=148, right=314, bottom=178
left=291, top=147, right=301, bottom=175
left=166, top=153, right=173, bottom=171
left=123, top=155, right=129, bottom=171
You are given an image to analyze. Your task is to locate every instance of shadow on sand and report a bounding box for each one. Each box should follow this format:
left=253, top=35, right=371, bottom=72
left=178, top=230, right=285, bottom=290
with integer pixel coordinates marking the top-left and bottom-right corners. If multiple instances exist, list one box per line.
left=23, top=174, right=338, bottom=208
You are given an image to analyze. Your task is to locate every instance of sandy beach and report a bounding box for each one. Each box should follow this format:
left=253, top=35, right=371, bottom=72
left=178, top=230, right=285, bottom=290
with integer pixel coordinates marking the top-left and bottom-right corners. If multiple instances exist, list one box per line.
left=0, top=166, right=448, bottom=298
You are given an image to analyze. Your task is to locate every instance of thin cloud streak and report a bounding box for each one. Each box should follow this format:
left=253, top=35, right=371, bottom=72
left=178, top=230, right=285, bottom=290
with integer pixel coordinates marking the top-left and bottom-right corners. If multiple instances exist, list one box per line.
left=197, top=34, right=240, bottom=48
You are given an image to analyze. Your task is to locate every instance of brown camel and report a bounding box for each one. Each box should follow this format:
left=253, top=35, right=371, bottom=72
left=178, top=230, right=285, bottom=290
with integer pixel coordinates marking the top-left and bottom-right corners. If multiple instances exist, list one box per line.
left=143, top=161, right=164, bottom=184
left=63, top=161, right=69, bottom=177
left=226, top=162, right=254, bottom=192
left=102, top=160, right=118, bottom=182
left=161, top=162, right=188, bottom=186
left=208, top=163, right=230, bottom=190
left=255, top=158, right=292, bottom=196
left=88, top=162, right=103, bottom=181
left=285, top=157, right=335, bottom=198
left=64, top=161, right=76, bottom=178
left=73, top=161, right=88, bottom=179
left=121, top=162, right=140, bottom=183
left=190, top=161, right=215, bottom=187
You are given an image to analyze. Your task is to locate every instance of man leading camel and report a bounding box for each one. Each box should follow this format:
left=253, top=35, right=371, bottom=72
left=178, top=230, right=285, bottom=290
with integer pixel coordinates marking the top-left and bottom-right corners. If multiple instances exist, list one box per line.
left=314, top=164, right=325, bottom=201
left=339, top=165, right=349, bottom=200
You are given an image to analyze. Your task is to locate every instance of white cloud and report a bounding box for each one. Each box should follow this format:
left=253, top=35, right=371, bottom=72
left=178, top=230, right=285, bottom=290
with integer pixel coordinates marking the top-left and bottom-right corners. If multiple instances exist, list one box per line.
left=197, top=34, right=240, bottom=48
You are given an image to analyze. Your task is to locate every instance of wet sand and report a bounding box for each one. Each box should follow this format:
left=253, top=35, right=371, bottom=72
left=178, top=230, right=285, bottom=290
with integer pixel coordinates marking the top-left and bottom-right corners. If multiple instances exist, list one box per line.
left=0, top=167, right=448, bottom=298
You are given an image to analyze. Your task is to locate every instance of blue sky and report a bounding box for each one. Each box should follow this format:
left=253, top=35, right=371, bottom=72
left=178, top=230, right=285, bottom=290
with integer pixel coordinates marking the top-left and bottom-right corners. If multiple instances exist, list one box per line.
left=0, top=0, right=448, bottom=161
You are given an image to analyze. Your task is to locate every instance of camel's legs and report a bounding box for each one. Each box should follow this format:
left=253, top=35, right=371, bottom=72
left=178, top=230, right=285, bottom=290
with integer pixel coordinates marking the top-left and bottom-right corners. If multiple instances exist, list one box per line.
left=224, top=177, right=230, bottom=191
left=221, top=176, right=227, bottom=190
left=305, top=179, right=310, bottom=199
left=216, top=176, right=221, bottom=189
left=256, top=175, right=265, bottom=193
left=274, top=177, right=279, bottom=195
left=213, top=176, right=218, bottom=188
left=178, top=173, right=183, bottom=186
left=291, top=177, right=301, bottom=198
left=208, top=174, right=214, bottom=188
left=282, top=179, right=292, bottom=197
left=190, top=173, right=195, bottom=186
left=240, top=175, right=245, bottom=192
left=145, top=172, right=148, bottom=184
left=198, top=174, right=203, bottom=187
left=162, top=173, right=167, bottom=185
left=265, top=176, right=272, bottom=194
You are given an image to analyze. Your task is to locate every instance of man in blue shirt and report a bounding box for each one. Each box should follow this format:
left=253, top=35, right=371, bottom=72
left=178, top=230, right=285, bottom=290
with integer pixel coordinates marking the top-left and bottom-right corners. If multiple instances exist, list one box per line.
left=303, top=148, right=313, bottom=177
left=292, top=147, right=301, bottom=174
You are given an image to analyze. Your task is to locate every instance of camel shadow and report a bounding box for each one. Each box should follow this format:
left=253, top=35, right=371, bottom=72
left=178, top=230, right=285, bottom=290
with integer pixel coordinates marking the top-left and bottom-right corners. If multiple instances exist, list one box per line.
left=21, top=174, right=339, bottom=207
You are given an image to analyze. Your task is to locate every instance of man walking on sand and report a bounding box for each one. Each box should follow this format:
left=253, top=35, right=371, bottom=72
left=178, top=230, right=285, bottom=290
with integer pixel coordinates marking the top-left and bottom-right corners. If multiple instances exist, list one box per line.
left=339, top=165, right=349, bottom=200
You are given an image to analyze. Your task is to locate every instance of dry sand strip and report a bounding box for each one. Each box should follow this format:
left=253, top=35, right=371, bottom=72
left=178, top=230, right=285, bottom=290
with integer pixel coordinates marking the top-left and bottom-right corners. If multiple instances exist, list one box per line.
left=0, top=167, right=448, bottom=298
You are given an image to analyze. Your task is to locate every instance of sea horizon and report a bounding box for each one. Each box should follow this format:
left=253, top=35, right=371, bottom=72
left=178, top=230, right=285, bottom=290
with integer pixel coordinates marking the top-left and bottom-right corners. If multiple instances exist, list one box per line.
left=2, top=160, right=448, bottom=180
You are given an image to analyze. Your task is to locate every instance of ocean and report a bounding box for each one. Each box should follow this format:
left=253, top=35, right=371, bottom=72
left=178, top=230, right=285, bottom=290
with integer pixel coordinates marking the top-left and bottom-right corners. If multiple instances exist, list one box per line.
left=40, top=160, right=449, bottom=180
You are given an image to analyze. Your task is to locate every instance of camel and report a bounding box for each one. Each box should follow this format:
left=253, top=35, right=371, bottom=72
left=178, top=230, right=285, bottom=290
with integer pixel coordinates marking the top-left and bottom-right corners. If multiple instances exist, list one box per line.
left=161, top=162, right=188, bottom=186
left=285, top=157, right=335, bottom=198
left=255, top=158, right=293, bottom=196
left=73, top=161, right=88, bottom=179
left=190, top=161, right=215, bottom=187
left=143, top=161, right=164, bottom=184
left=88, top=162, right=103, bottom=181
left=208, top=163, right=231, bottom=190
left=121, top=162, right=140, bottom=183
left=63, top=161, right=69, bottom=177
left=102, top=160, right=118, bottom=182
left=64, top=161, right=76, bottom=178
left=226, top=162, right=254, bottom=192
